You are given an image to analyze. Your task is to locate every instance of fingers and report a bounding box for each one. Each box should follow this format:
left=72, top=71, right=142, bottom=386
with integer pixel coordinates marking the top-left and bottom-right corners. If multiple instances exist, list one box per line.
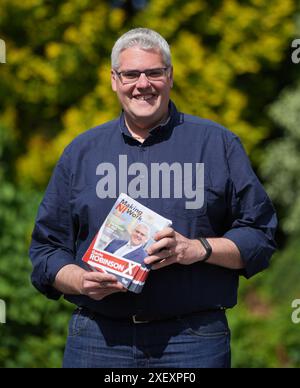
left=83, top=280, right=125, bottom=292
left=151, top=256, right=176, bottom=270
left=144, top=248, right=173, bottom=265
left=145, top=228, right=176, bottom=267
left=147, top=228, right=176, bottom=256
left=83, top=271, right=118, bottom=283
left=87, top=283, right=126, bottom=293
left=147, top=237, right=175, bottom=256
left=84, top=284, right=127, bottom=301
left=81, top=272, right=127, bottom=301
left=153, top=227, right=175, bottom=241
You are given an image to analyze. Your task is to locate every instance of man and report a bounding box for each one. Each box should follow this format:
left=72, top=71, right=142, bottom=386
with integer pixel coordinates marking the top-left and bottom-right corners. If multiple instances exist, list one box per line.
left=104, top=223, right=150, bottom=264
left=30, top=28, right=277, bottom=368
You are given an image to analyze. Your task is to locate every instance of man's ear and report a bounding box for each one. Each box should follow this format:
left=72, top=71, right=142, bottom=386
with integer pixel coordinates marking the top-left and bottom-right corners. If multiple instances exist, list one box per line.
left=111, top=70, right=117, bottom=92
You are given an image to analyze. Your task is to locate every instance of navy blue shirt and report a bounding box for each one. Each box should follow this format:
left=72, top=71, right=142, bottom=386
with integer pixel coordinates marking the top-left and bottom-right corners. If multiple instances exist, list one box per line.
left=29, top=101, right=277, bottom=318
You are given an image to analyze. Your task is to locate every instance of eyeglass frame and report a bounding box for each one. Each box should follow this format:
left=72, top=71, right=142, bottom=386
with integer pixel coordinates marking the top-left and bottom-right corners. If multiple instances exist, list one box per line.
left=113, top=67, right=171, bottom=85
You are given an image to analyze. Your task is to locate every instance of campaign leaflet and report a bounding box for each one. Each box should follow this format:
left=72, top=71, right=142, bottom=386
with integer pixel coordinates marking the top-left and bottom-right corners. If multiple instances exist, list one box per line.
left=82, top=193, right=172, bottom=293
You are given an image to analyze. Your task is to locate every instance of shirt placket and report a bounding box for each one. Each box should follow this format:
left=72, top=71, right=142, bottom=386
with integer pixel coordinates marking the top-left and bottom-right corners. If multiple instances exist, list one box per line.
left=137, top=142, right=150, bottom=207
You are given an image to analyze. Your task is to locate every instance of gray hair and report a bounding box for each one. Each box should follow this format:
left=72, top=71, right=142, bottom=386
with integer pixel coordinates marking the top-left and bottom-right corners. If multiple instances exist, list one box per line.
left=111, top=28, right=172, bottom=70
left=134, top=222, right=151, bottom=239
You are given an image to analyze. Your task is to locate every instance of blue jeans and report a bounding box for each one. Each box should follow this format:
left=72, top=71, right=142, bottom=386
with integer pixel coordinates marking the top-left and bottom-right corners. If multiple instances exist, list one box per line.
left=63, top=307, right=231, bottom=368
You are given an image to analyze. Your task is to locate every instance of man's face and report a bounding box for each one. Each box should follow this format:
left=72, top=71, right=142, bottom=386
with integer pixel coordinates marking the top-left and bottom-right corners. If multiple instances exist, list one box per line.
left=111, top=46, right=173, bottom=129
left=130, top=225, right=149, bottom=246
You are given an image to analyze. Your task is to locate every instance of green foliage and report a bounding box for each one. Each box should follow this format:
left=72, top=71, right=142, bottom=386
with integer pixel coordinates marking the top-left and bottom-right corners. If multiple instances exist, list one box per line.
left=0, top=124, right=72, bottom=367
left=0, top=0, right=296, bottom=188
left=229, top=239, right=300, bottom=368
left=261, top=82, right=300, bottom=236
left=229, top=7, right=300, bottom=367
left=250, top=13, right=300, bottom=365
left=0, top=184, right=72, bottom=367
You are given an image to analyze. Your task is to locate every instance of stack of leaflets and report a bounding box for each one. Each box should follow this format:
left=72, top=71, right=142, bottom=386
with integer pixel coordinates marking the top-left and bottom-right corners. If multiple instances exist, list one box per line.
left=82, top=193, right=172, bottom=293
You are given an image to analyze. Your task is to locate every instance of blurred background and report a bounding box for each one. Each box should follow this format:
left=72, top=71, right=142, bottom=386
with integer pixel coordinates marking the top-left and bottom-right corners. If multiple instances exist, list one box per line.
left=1, top=0, right=300, bottom=368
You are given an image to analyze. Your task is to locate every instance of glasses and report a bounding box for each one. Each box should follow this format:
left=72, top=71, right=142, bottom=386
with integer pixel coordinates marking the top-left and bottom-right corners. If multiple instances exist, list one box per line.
left=115, top=67, right=170, bottom=84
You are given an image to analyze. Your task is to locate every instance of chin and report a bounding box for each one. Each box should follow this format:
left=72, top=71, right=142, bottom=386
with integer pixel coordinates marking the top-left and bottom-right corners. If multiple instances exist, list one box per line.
left=132, top=111, right=161, bottom=124
left=130, top=103, right=159, bottom=116
left=131, top=106, right=156, bottom=116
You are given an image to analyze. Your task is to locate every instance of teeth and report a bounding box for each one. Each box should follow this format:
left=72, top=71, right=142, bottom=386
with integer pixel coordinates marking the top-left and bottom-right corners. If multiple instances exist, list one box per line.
left=135, top=95, right=154, bottom=100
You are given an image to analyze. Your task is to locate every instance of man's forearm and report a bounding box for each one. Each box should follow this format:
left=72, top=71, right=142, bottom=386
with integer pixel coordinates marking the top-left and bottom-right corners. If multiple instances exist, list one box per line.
left=202, top=238, right=244, bottom=269
left=145, top=229, right=245, bottom=270
left=53, top=264, right=85, bottom=295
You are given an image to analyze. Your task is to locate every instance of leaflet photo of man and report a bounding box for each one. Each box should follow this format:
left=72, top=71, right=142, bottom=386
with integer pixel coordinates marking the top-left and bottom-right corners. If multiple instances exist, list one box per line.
left=104, top=223, right=150, bottom=264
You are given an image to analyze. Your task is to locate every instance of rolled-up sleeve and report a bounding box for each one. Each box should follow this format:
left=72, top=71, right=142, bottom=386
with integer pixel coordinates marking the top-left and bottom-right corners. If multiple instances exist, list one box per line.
left=223, top=136, right=277, bottom=278
left=29, top=148, right=76, bottom=299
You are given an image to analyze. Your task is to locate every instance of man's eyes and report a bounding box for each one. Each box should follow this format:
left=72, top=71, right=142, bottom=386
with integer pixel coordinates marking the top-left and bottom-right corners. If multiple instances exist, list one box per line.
left=122, top=70, right=163, bottom=78
left=136, top=231, right=146, bottom=236
left=147, top=70, right=163, bottom=77
left=123, top=71, right=140, bottom=79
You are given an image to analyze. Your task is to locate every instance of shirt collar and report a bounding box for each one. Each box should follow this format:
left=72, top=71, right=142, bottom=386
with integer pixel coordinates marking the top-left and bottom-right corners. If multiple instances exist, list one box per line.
left=126, top=241, right=142, bottom=250
left=119, top=100, right=181, bottom=144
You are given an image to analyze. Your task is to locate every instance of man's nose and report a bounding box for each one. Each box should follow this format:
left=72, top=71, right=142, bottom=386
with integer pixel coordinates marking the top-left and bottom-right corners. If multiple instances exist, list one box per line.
left=135, top=73, right=151, bottom=88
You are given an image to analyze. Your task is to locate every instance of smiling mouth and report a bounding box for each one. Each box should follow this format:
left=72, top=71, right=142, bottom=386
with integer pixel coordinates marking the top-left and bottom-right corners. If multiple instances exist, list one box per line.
left=133, top=94, right=157, bottom=101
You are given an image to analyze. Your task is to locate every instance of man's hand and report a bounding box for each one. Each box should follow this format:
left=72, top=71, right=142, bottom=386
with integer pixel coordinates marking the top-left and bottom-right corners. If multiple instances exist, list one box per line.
left=144, top=227, right=205, bottom=270
left=79, top=271, right=127, bottom=301
left=144, top=227, right=244, bottom=270
left=54, top=265, right=127, bottom=301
